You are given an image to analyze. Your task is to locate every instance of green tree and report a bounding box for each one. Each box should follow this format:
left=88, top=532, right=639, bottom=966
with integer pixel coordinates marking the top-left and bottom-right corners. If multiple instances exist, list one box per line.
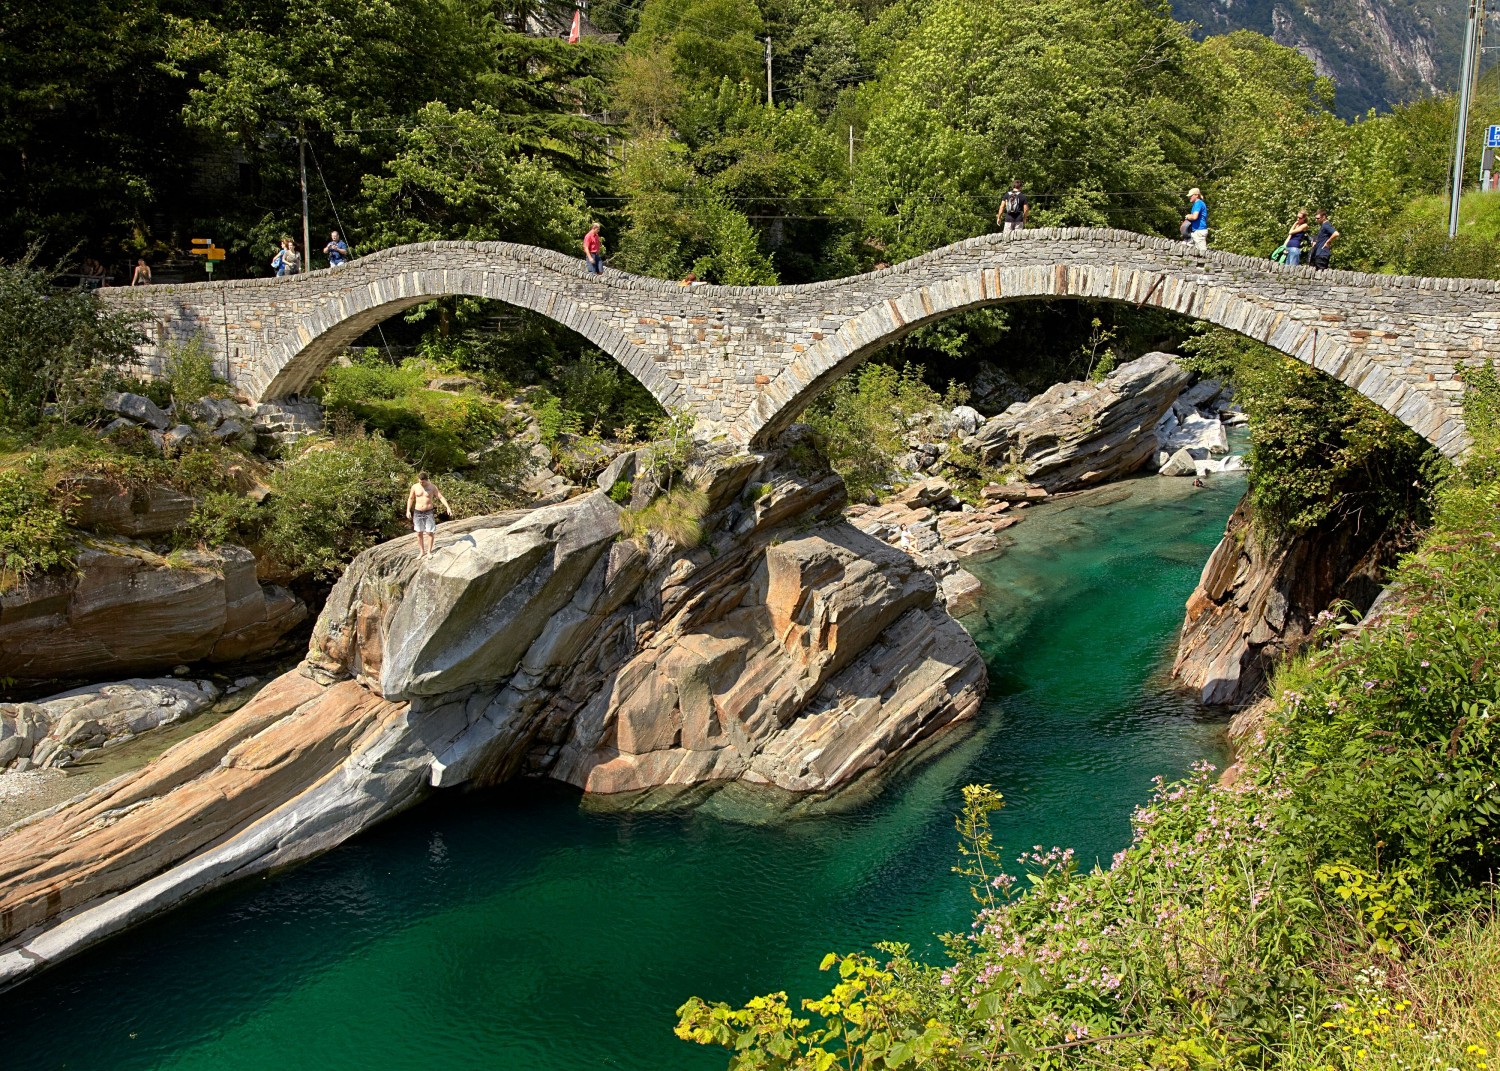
left=0, top=251, right=142, bottom=427
left=851, top=0, right=1199, bottom=259
left=357, top=103, right=591, bottom=250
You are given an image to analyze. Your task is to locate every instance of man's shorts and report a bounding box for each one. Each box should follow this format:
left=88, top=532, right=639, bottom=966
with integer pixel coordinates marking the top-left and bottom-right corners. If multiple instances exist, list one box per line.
left=412, top=508, right=436, bottom=533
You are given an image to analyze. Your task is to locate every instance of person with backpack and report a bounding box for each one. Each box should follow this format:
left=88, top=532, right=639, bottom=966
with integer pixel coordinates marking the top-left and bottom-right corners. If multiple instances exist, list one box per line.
left=1285, top=209, right=1310, bottom=266
left=1310, top=209, right=1340, bottom=270
left=997, top=180, right=1030, bottom=233
left=1183, top=187, right=1209, bottom=252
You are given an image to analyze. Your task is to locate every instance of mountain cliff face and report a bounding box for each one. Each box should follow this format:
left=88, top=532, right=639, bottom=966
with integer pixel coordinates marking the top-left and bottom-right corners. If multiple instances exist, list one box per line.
left=1173, top=0, right=1465, bottom=115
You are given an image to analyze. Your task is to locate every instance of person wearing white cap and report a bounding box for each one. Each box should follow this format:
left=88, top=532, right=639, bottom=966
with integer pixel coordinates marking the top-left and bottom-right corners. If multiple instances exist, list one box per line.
left=1183, top=187, right=1209, bottom=252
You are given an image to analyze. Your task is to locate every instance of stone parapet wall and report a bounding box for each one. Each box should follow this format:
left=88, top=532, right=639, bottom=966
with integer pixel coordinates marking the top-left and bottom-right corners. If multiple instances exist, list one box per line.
left=98, top=230, right=1499, bottom=459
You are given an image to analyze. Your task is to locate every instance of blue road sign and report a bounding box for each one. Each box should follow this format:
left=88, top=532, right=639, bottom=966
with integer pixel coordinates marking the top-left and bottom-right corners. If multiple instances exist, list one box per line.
left=1487, top=125, right=1500, bottom=148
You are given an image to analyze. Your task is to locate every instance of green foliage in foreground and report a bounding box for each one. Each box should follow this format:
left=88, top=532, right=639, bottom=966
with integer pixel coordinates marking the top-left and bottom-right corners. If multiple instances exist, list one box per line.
left=677, top=398, right=1500, bottom=1070
left=0, top=458, right=74, bottom=591
left=0, top=252, right=142, bottom=427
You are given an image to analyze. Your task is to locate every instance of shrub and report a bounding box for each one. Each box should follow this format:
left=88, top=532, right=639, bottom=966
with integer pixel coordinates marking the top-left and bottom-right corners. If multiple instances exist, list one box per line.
left=163, top=335, right=224, bottom=413
left=620, top=485, right=709, bottom=548
left=0, top=249, right=143, bottom=426
left=1183, top=327, right=1435, bottom=537
left=319, top=354, right=426, bottom=410
left=802, top=362, right=951, bottom=501
left=0, top=458, right=74, bottom=590
left=258, top=432, right=413, bottom=579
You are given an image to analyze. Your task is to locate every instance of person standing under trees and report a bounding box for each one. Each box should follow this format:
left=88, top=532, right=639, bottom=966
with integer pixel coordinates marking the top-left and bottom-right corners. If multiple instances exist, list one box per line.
left=323, top=230, right=349, bottom=268
left=1311, top=209, right=1340, bottom=270
left=405, top=471, right=452, bottom=558
left=129, top=258, right=151, bottom=286
left=582, top=222, right=604, bottom=274
left=997, top=180, right=1029, bottom=233
left=1285, top=209, right=1310, bottom=266
left=1183, top=187, right=1209, bottom=252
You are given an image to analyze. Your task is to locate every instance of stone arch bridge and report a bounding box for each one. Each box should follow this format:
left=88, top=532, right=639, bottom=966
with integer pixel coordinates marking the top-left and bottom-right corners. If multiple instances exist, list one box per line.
left=100, top=229, right=1500, bottom=459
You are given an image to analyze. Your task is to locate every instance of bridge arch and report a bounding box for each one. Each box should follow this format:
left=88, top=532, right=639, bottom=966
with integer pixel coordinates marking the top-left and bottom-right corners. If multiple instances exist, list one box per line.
left=245, top=245, right=681, bottom=407
left=740, top=235, right=1486, bottom=460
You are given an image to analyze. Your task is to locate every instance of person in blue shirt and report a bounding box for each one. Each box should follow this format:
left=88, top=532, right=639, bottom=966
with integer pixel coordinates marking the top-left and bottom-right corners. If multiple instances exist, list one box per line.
left=323, top=230, right=350, bottom=268
left=1310, top=210, right=1340, bottom=270
left=1183, top=187, right=1209, bottom=252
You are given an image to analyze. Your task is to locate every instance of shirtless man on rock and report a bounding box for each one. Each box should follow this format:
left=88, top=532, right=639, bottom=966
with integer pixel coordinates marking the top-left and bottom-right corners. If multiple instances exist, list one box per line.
left=405, top=471, right=452, bottom=557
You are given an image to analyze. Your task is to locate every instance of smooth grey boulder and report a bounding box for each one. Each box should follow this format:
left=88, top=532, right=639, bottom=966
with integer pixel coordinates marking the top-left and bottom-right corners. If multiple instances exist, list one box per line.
left=1159, top=447, right=1198, bottom=476
left=966, top=353, right=1191, bottom=491
left=378, top=493, right=623, bottom=699
left=0, top=678, right=222, bottom=771
left=946, top=405, right=983, bottom=435
left=102, top=391, right=170, bottom=430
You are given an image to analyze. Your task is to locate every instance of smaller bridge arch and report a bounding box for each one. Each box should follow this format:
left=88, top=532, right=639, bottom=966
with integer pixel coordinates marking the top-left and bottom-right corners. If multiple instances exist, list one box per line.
left=100, top=230, right=1499, bottom=460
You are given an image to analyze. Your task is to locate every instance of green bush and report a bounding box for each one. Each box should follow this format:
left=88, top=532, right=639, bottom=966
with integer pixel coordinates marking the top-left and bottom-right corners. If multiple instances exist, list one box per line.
left=163, top=335, right=224, bottom=414
left=620, top=485, right=709, bottom=548
left=0, top=250, right=143, bottom=427
left=258, top=432, right=413, bottom=580
left=319, top=354, right=426, bottom=410
left=803, top=362, right=948, bottom=502
left=1183, top=327, right=1435, bottom=537
left=0, top=458, right=75, bottom=590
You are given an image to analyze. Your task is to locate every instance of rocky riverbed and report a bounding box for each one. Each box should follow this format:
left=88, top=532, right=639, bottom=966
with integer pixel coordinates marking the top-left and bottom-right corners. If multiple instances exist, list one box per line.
left=0, top=430, right=985, bottom=989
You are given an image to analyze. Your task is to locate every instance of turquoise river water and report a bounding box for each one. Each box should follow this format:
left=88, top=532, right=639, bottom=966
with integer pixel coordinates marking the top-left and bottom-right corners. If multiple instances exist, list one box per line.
left=0, top=469, right=1245, bottom=1070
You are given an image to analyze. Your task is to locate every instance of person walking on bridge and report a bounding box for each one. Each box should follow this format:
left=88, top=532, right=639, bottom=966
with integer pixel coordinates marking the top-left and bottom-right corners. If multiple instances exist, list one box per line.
left=583, top=222, right=605, bottom=275
left=406, top=471, right=452, bottom=558
left=1183, top=187, right=1209, bottom=252
left=271, top=238, right=299, bottom=276
left=997, top=180, right=1029, bottom=233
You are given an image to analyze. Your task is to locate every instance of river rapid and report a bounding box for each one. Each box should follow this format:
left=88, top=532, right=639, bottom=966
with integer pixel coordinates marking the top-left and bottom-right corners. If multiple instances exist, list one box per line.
left=0, top=469, right=1244, bottom=1071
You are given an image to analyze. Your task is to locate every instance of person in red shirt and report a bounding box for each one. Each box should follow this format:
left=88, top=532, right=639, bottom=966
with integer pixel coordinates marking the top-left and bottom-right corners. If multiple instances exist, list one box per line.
left=582, top=223, right=604, bottom=275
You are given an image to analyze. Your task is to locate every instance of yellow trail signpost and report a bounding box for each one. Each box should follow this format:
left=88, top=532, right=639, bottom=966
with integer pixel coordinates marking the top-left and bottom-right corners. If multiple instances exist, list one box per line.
left=189, top=238, right=226, bottom=273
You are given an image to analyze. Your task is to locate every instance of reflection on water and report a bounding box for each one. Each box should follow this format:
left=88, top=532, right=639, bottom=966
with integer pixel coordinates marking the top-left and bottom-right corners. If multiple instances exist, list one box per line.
left=0, top=471, right=1245, bottom=1071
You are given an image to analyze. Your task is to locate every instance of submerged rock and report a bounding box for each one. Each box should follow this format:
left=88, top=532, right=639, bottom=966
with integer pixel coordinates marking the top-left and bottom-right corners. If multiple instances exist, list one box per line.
left=0, top=431, right=984, bottom=989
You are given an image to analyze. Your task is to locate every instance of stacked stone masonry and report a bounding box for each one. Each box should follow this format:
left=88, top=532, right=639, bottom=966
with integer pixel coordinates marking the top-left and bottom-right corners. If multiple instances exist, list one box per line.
left=99, top=229, right=1500, bottom=459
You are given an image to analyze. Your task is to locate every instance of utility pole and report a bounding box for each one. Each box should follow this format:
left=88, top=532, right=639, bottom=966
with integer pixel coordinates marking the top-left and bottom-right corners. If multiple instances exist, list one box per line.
left=764, top=37, right=773, bottom=105
left=1449, top=0, right=1483, bottom=237
left=298, top=121, right=312, bottom=269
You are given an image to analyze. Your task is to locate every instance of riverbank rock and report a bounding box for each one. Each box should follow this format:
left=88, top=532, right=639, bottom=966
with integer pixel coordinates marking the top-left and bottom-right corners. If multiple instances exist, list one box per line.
left=0, top=541, right=306, bottom=683
left=1171, top=493, right=1400, bottom=706
left=0, top=431, right=985, bottom=990
left=966, top=353, right=1191, bottom=492
left=62, top=476, right=196, bottom=536
left=0, top=678, right=222, bottom=771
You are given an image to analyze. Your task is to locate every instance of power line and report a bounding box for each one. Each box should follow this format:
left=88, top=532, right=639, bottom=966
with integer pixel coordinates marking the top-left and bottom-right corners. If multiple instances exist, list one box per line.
left=308, top=141, right=397, bottom=362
